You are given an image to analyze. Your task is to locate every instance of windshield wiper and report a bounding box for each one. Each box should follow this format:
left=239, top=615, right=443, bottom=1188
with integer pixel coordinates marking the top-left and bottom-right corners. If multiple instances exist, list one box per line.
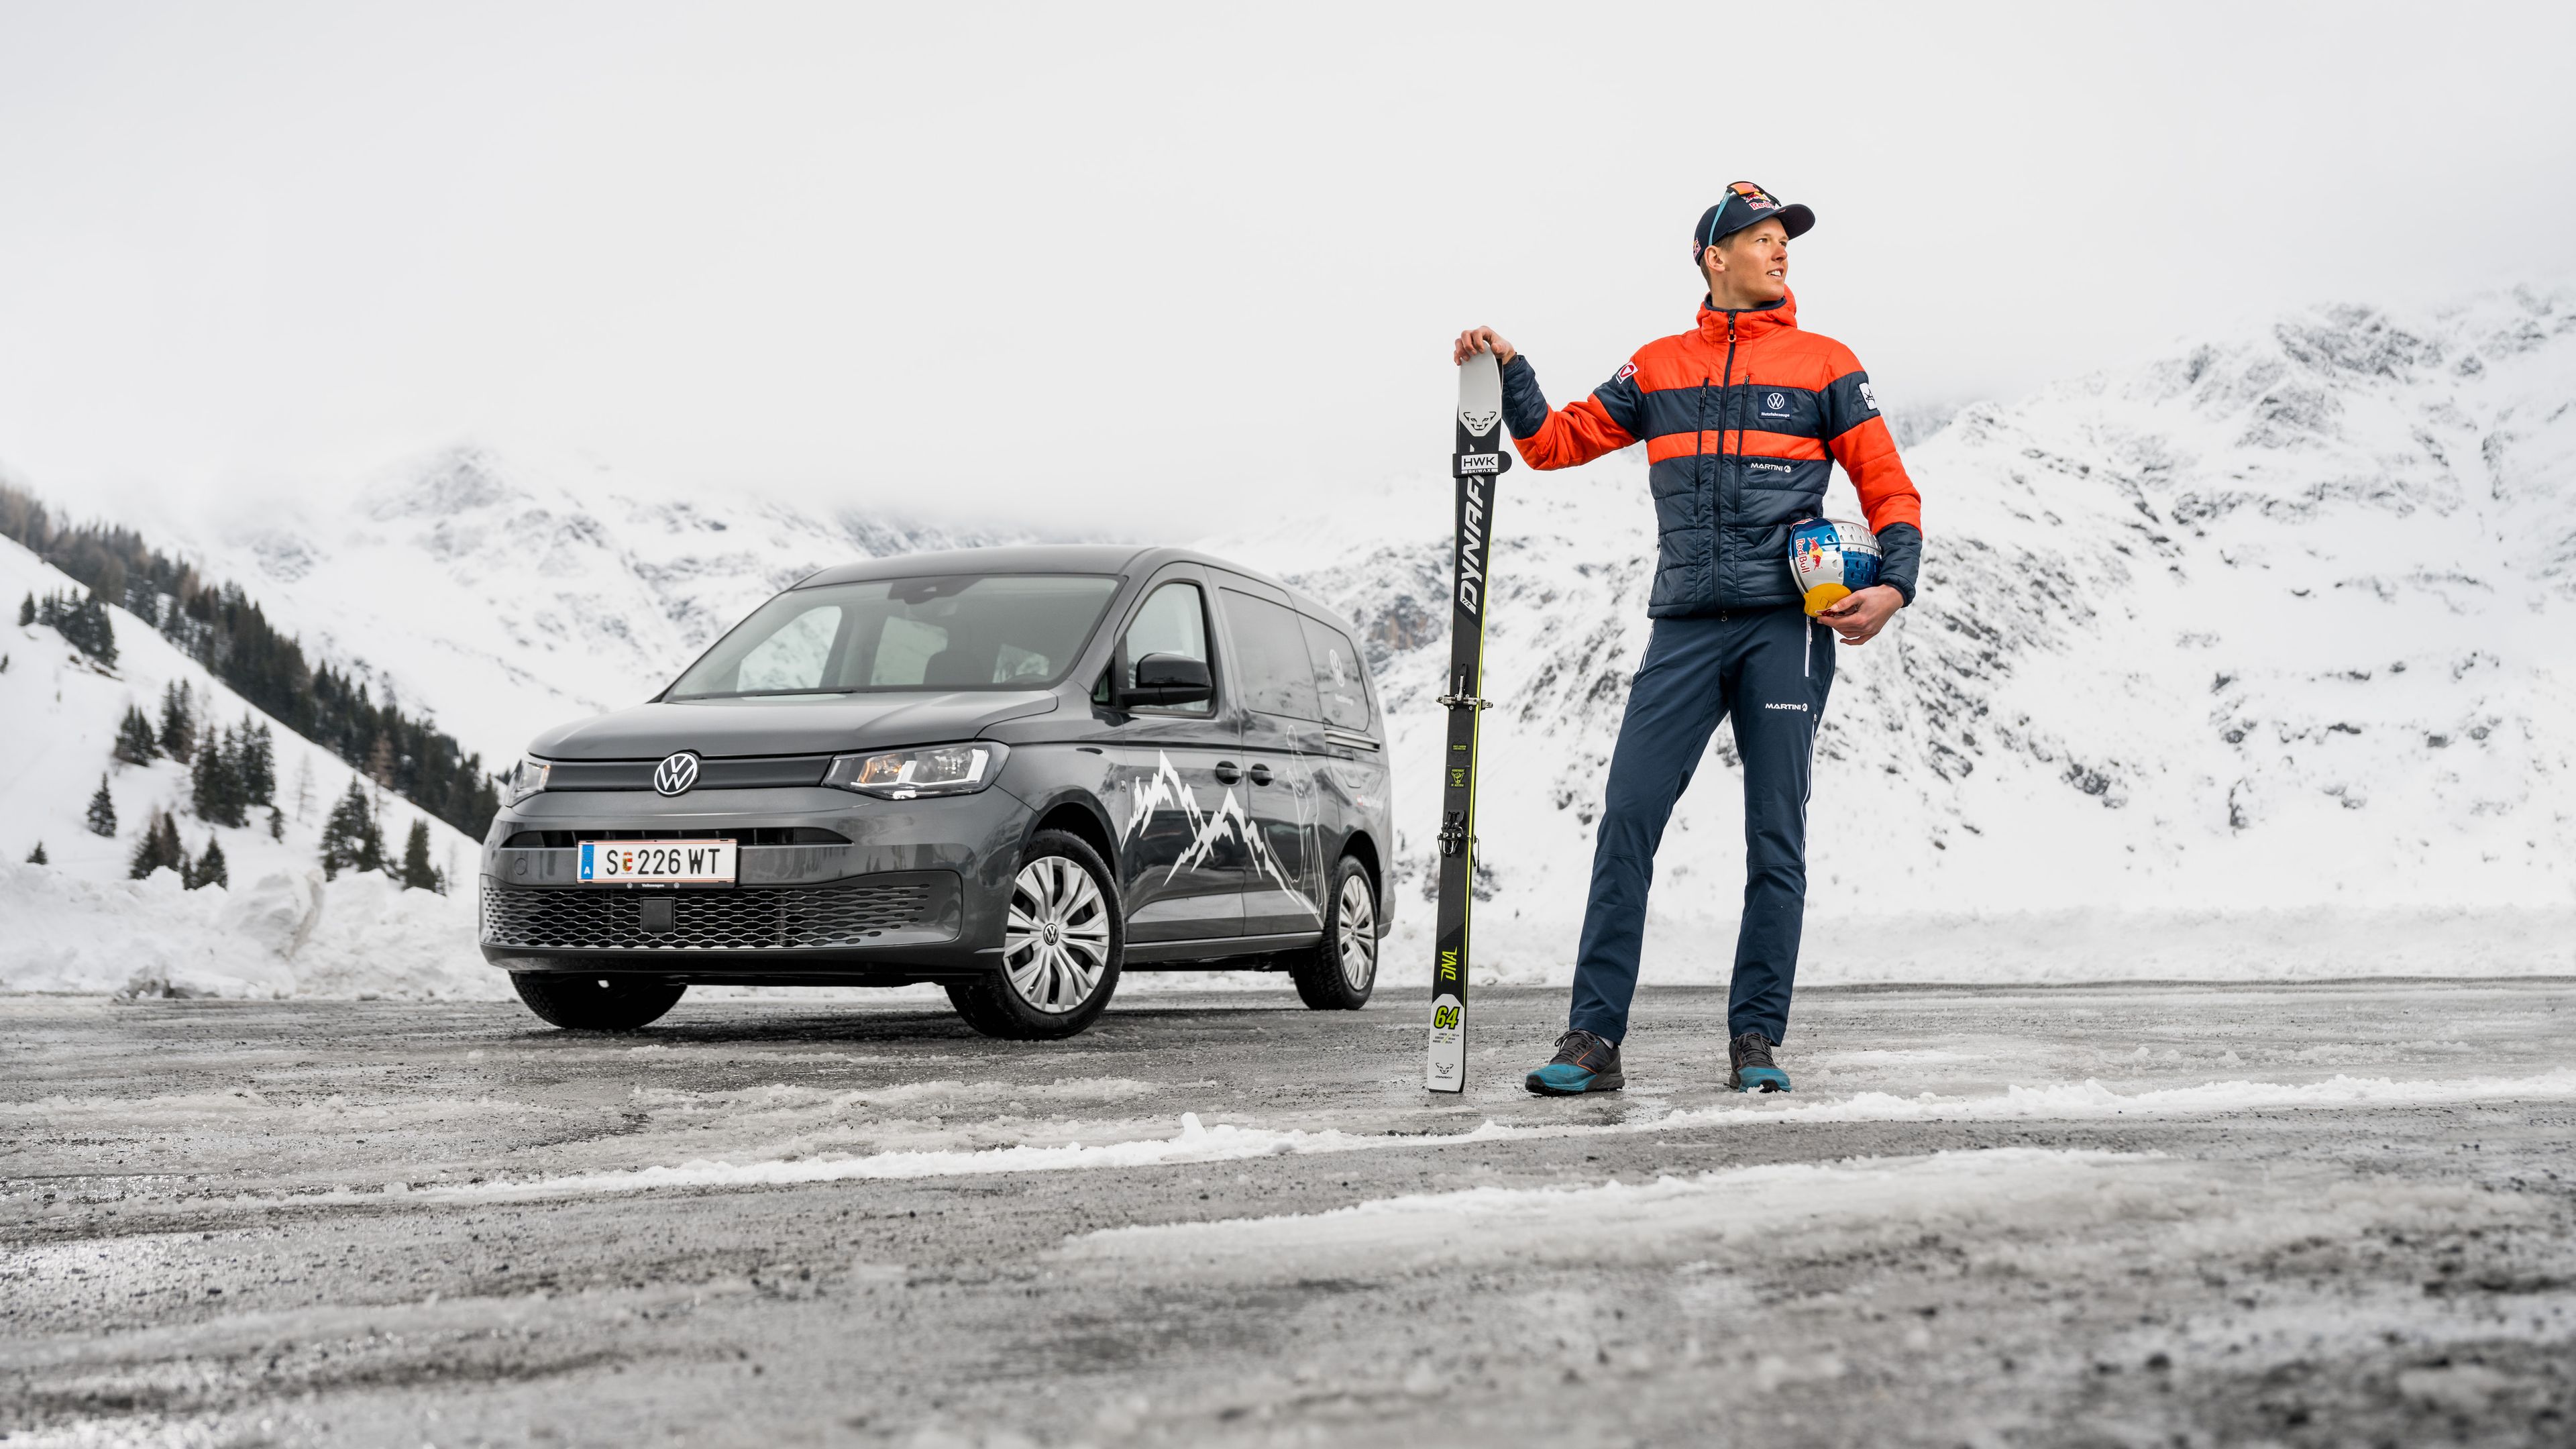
left=668, top=687, right=862, bottom=701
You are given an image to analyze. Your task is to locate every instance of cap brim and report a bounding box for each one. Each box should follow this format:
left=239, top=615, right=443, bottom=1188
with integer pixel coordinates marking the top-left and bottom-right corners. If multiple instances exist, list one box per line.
left=1777, top=203, right=1815, bottom=239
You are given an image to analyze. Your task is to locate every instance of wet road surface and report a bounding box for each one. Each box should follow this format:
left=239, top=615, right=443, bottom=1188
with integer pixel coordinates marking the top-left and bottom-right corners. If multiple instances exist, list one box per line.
left=5, top=980, right=2573, bottom=1447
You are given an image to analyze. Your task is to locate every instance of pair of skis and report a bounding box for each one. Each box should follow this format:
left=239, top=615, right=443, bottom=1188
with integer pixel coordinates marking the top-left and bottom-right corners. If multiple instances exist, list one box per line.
left=1424, top=352, right=1508, bottom=1093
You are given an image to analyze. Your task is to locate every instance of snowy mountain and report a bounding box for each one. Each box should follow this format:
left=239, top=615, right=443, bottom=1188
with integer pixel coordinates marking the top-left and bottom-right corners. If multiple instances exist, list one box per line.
left=180, top=447, right=1012, bottom=766
left=0, top=535, right=498, bottom=998
left=12, top=287, right=2571, bottom=992
left=1246, top=287, right=2576, bottom=975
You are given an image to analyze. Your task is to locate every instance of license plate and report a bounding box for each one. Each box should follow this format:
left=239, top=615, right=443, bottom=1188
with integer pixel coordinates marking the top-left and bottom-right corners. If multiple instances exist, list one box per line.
left=578, top=840, right=737, bottom=885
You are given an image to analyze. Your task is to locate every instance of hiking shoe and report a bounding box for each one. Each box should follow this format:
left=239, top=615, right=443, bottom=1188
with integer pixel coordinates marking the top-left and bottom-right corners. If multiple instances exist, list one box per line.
left=1729, top=1030, right=1791, bottom=1093
left=1525, top=1029, right=1625, bottom=1095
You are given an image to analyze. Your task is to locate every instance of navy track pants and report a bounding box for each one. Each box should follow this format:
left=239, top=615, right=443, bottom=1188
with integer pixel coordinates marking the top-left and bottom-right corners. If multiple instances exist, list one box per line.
left=1567, top=604, right=1833, bottom=1046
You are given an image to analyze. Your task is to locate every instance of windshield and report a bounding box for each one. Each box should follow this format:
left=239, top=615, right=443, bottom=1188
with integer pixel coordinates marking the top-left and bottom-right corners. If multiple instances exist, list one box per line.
left=667, top=574, right=1122, bottom=700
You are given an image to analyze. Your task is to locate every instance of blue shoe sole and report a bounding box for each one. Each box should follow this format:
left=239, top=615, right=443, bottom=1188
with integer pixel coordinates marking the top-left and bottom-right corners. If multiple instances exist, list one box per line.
left=1732, top=1068, right=1792, bottom=1093
left=1525, top=1069, right=1625, bottom=1096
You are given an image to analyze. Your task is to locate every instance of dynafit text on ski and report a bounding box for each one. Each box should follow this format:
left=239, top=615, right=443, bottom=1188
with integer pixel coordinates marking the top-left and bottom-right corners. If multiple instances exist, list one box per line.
left=1426, top=350, right=1509, bottom=1093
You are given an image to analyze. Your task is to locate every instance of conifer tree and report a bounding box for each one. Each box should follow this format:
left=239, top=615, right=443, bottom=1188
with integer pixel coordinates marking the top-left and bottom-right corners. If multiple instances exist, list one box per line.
left=113, top=704, right=158, bottom=764
left=86, top=776, right=118, bottom=837
left=319, top=779, right=384, bottom=880
left=399, top=818, right=442, bottom=892
left=15, top=593, right=30, bottom=627
left=158, top=682, right=196, bottom=762
left=190, top=726, right=249, bottom=828
left=24, top=841, right=45, bottom=865
left=34, top=590, right=117, bottom=664
left=127, top=809, right=185, bottom=879
left=268, top=805, right=285, bottom=841
left=239, top=721, right=276, bottom=805
left=188, top=835, right=227, bottom=892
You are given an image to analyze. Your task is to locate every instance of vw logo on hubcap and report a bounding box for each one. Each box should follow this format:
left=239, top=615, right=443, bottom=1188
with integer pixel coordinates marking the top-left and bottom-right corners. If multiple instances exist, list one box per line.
left=653, top=751, right=702, bottom=797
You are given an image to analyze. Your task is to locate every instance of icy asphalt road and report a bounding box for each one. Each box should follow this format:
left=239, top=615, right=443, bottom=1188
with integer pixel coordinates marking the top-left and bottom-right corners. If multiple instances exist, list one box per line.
left=4, top=981, right=2573, bottom=1449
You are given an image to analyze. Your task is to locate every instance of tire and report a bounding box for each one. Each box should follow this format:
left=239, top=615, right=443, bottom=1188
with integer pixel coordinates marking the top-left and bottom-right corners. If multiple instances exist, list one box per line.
left=1290, top=855, right=1379, bottom=1010
left=512, top=973, right=686, bottom=1032
left=945, top=830, right=1123, bottom=1040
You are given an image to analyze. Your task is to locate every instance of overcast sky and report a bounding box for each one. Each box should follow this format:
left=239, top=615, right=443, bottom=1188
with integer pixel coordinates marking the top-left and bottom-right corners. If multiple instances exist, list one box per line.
left=3, top=1, right=2571, bottom=533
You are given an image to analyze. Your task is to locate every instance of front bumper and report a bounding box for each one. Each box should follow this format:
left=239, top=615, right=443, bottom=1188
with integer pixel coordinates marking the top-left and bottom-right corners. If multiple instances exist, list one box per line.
left=477, top=784, right=1026, bottom=981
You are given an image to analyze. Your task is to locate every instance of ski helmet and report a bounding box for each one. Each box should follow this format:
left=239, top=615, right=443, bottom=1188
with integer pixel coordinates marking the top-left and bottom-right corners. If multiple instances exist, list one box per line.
left=1788, top=518, right=1881, bottom=616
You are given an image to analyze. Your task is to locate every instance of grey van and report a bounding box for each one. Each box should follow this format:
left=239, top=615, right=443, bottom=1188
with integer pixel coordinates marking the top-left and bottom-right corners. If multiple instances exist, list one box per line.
left=478, top=545, right=1393, bottom=1038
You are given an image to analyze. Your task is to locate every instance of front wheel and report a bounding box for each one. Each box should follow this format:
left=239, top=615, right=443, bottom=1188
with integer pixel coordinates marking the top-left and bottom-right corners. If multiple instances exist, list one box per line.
left=1289, top=856, right=1379, bottom=1010
left=946, top=830, right=1123, bottom=1040
left=511, top=973, right=686, bottom=1032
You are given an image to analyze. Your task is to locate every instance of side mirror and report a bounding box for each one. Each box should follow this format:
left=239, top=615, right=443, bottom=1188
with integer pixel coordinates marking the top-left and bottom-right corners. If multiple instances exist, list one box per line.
left=1123, top=652, right=1212, bottom=707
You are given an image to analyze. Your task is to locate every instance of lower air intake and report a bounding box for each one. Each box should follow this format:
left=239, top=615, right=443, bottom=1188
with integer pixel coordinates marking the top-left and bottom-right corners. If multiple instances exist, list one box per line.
left=480, top=879, right=934, bottom=951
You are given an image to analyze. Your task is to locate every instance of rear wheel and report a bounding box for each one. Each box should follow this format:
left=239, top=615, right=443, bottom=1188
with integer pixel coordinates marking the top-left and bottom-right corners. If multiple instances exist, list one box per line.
left=511, top=973, right=686, bottom=1032
left=1290, top=856, right=1378, bottom=1010
left=946, top=830, right=1122, bottom=1040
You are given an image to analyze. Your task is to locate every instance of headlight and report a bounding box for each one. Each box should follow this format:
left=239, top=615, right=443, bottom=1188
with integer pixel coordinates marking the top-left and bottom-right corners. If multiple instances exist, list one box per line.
left=823, top=742, right=1008, bottom=800
left=502, top=755, right=552, bottom=806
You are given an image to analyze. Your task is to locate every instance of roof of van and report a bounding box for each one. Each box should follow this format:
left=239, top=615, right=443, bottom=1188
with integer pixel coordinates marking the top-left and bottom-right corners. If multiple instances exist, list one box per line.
left=793, top=545, right=1352, bottom=631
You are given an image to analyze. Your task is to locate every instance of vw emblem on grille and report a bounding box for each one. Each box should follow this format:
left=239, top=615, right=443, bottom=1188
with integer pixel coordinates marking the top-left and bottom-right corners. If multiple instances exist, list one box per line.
left=653, top=751, right=702, bottom=797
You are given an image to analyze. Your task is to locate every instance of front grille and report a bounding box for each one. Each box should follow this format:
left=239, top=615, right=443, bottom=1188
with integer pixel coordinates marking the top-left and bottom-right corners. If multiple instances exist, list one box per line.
left=480, top=880, right=932, bottom=951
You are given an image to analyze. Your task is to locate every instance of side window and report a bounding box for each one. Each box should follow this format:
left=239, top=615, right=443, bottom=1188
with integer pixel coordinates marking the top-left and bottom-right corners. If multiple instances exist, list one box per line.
left=736, top=604, right=843, bottom=692
left=1220, top=590, right=1321, bottom=720
left=1299, top=616, right=1371, bottom=731
left=1121, top=582, right=1212, bottom=715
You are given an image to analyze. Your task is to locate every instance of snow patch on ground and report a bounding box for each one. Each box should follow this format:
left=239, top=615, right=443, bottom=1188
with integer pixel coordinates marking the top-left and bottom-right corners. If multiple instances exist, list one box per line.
left=1661, top=1067, right=2576, bottom=1125
left=0, top=861, right=504, bottom=1000
left=236, top=1112, right=1522, bottom=1205
left=190, top=1068, right=2576, bottom=1208
left=1062, top=1143, right=2534, bottom=1283
left=1065, top=1148, right=2177, bottom=1269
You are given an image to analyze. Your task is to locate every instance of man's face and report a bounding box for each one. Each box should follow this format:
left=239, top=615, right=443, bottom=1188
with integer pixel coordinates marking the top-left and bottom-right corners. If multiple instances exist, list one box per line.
left=1704, top=221, right=1790, bottom=304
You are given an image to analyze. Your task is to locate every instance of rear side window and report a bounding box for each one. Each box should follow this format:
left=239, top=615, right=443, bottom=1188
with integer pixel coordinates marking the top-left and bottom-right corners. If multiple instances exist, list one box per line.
left=1299, top=616, right=1371, bottom=731
left=1220, top=590, right=1320, bottom=720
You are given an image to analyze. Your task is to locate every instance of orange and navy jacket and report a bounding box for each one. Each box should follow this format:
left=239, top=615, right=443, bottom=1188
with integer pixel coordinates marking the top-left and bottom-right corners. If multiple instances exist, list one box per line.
left=1499, top=289, right=1923, bottom=615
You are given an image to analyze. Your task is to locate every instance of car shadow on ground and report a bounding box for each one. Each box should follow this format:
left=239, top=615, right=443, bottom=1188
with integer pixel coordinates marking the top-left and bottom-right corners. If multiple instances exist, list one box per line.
left=531, top=997, right=1355, bottom=1048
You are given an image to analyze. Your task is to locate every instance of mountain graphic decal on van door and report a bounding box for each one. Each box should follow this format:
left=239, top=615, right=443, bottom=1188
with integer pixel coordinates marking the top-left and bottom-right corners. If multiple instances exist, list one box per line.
left=1122, top=751, right=1318, bottom=918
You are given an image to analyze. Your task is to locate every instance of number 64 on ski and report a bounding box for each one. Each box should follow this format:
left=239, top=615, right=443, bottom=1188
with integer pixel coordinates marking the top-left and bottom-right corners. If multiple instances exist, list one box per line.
left=1426, top=350, right=1509, bottom=1092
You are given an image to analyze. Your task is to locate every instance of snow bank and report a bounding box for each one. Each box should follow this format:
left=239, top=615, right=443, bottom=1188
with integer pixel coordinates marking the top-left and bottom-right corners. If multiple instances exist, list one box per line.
left=204, top=1068, right=2576, bottom=1208
left=0, top=861, right=506, bottom=1000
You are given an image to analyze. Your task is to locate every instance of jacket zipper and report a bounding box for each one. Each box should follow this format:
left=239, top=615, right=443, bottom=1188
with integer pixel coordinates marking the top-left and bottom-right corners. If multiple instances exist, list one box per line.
left=1715, top=314, right=1740, bottom=609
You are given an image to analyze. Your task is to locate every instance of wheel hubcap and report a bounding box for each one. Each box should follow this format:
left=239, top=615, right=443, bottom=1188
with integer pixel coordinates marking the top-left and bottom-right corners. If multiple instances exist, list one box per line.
left=1004, top=855, right=1112, bottom=1014
left=1336, top=874, right=1377, bottom=991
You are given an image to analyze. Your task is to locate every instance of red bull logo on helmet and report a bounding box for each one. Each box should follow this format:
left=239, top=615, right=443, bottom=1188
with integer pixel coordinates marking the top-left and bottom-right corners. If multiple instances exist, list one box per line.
left=1789, top=518, right=1882, bottom=617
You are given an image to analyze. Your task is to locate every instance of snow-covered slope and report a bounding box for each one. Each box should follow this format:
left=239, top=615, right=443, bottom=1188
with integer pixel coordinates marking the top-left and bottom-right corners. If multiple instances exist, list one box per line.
left=182, top=447, right=1012, bottom=765
left=15, top=288, right=2570, bottom=991
left=1231, top=288, right=2575, bottom=975
left=0, top=535, right=500, bottom=998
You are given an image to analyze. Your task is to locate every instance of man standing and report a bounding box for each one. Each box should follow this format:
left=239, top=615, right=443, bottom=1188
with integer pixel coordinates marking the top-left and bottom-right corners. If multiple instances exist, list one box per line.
left=1451, top=180, right=1921, bottom=1095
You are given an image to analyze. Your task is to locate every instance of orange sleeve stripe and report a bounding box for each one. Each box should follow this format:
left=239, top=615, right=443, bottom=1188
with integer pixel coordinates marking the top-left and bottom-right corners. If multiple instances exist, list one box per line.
left=1512, top=393, right=1635, bottom=471
left=1827, top=415, right=1923, bottom=534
